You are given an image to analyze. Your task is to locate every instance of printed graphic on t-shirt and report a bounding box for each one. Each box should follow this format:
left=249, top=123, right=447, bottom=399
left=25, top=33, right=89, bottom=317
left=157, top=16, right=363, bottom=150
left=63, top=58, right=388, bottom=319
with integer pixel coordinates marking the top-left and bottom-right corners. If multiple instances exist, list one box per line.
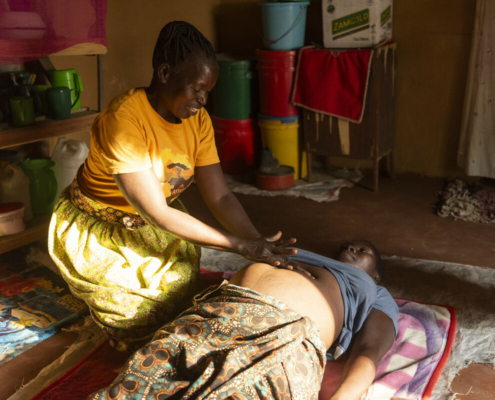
left=161, top=148, right=194, bottom=203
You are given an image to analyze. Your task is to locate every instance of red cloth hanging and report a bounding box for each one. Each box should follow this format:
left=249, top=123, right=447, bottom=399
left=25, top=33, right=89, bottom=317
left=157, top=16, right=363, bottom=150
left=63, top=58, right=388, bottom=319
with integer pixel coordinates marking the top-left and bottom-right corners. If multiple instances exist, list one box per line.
left=292, top=46, right=373, bottom=123
left=0, top=0, right=107, bottom=65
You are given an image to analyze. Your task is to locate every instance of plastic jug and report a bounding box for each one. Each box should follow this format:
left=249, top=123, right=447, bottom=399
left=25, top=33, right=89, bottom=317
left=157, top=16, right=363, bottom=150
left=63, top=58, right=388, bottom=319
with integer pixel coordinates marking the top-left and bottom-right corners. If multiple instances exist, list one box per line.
left=19, top=160, right=58, bottom=215
left=0, top=163, right=33, bottom=221
left=51, top=137, right=89, bottom=198
left=48, top=69, right=84, bottom=110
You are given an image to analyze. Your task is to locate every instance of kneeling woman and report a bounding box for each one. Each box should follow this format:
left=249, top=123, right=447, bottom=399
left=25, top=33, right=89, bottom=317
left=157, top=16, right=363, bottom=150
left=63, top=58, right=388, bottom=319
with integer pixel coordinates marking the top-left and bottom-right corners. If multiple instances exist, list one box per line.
left=49, top=21, right=295, bottom=351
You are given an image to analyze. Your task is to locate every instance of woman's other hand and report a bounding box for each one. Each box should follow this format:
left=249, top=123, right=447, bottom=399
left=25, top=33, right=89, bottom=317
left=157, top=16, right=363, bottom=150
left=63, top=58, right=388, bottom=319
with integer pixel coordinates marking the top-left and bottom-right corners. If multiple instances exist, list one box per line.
left=236, top=232, right=315, bottom=279
left=282, top=259, right=316, bottom=279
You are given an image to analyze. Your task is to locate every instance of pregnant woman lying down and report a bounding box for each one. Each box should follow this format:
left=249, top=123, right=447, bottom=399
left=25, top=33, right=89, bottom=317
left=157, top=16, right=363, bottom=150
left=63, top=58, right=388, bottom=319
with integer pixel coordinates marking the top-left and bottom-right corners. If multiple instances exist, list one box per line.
left=89, top=240, right=398, bottom=400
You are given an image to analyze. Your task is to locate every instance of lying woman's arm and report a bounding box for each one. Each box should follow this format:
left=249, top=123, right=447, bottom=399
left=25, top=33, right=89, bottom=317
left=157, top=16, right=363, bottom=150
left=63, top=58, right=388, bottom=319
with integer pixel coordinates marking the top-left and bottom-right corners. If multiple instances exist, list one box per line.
left=329, top=309, right=396, bottom=400
left=113, top=168, right=295, bottom=265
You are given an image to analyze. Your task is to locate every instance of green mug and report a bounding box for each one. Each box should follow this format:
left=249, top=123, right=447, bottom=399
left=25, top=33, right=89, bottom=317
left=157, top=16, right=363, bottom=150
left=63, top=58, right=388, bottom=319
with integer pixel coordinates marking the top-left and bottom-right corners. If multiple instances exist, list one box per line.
left=48, top=69, right=83, bottom=110
left=19, top=160, right=58, bottom=215
left=12, top=71, right=32, bottom=85
left=46, top=86, right=73, bottom=120
left=9, top=96, right=35, bottom=127
left=34, top=85, right=51, bottom=116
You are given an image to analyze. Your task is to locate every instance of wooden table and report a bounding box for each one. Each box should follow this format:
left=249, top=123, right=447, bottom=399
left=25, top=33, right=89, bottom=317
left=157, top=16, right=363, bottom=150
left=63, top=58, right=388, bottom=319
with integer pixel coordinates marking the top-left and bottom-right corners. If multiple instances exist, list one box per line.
left=303, top=43, right=396, bottom=192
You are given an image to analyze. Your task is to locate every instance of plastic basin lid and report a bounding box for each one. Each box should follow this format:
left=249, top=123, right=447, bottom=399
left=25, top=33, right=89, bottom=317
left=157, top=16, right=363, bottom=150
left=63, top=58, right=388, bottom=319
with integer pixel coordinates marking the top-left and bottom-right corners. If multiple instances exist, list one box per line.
left=216, top=53, right=254, bottom=63
left=0, top=202, right=24, bottom=214
left=258, top=114, right=299, bottom=124
left=257, top=165, right=295, bottom=177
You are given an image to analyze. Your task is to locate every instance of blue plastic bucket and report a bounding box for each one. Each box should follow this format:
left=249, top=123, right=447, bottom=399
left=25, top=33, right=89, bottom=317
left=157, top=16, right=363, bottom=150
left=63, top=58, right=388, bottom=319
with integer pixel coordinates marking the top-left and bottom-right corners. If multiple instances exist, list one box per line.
left=260, top=2, right=310, bottom=51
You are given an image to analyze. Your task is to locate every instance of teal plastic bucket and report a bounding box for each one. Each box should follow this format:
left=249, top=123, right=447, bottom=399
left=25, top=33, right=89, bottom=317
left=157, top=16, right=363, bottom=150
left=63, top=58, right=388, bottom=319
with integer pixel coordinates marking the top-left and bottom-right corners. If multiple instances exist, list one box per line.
left=212, top=55, right=254, bottom=120
left=260, top=2, right=310, bottom=51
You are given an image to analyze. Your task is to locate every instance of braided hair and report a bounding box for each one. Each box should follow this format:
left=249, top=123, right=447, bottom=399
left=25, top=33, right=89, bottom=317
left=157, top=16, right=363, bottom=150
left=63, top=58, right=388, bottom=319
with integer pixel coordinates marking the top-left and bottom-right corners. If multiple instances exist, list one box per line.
left=152, top=21, right=216, bottom=69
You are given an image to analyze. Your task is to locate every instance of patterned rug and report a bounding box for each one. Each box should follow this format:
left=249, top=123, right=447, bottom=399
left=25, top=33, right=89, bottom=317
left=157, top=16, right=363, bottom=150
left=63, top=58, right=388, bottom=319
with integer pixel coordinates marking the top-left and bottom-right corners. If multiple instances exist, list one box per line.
left=9, top=252, right=492, bottom=400
left=0, top=246, right=87, bottom=366
left=436, top=179, right=495, bottom=223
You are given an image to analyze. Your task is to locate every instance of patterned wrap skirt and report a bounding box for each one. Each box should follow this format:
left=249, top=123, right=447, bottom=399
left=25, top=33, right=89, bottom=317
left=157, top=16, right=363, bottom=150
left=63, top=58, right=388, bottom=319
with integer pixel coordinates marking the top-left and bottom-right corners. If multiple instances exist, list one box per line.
left=48, top=177, right=201, bottom=351
left=88, top=282, right=327, bottom=400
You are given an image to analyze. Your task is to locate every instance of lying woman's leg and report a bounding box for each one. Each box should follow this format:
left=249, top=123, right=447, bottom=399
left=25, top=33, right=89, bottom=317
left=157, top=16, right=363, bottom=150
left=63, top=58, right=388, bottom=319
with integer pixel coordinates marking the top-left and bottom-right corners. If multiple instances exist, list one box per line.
left=89, top=282, right=326, bottom=399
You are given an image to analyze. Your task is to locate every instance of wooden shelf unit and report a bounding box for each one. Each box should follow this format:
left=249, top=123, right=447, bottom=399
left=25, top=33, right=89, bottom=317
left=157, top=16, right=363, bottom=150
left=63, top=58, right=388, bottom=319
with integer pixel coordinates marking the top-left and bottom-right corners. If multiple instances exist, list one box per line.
left=51, top=43, right=107, bottom=57
left=0, top=215, right=51, bottom=255
left=0, top=110, right=98, bottom=150
left=2, top=41, right=107, bottom=60
left=0, top=111, right=99, bottom=253
left=0, top=42, right=104, bottom=254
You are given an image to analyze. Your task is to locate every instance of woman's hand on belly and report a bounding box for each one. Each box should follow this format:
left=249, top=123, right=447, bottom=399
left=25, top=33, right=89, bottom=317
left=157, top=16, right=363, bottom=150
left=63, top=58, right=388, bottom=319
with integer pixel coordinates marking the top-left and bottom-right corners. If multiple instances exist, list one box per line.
left=238, top=239, right=315, bottom=279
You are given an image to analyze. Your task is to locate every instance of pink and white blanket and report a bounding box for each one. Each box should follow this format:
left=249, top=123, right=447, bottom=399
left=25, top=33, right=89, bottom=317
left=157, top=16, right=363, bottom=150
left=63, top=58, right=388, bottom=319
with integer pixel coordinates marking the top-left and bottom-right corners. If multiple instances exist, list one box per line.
left=319, top=299, right=456, bottom=400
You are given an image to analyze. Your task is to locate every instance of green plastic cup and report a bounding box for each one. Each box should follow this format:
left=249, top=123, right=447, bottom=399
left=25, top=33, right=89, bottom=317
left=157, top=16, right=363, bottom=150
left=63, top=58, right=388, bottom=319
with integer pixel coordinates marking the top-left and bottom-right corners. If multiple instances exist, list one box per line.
left=19, top=160, right=58, bottom=215
left=46, top=86, right=72, bottom=120
left=34, top=85, right=51, bottom=116
left=9, top=96, right=35, bottom=127
left=48, top=69, right=83, bottom=110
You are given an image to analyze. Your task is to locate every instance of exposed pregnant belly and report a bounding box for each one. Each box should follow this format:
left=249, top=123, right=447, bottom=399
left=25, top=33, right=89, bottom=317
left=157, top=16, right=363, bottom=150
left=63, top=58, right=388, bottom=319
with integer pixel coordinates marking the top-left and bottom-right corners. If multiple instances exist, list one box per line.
left=229, top=263, right=345, bottom=350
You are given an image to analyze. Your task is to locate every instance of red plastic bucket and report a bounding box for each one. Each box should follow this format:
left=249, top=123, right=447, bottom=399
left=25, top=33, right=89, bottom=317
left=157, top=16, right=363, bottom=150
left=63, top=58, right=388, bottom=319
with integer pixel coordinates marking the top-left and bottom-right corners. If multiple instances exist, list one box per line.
left=212, top=117, right=259, bottom=174
left=256, top=50, right=298, bottom=117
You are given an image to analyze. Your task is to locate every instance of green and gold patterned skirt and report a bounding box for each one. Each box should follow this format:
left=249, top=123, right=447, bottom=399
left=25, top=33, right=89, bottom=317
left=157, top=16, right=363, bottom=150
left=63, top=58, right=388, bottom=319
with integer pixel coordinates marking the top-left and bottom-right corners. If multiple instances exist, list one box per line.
left=89, top=282, right=326, bottom=400
left=48, top=178, right=201, bottom=351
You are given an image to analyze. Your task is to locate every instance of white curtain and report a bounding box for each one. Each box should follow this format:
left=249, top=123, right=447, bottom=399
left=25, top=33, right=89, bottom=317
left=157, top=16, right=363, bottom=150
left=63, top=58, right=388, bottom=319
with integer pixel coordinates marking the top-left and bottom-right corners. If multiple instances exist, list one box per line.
left=457, top=0, right=495, bottom=178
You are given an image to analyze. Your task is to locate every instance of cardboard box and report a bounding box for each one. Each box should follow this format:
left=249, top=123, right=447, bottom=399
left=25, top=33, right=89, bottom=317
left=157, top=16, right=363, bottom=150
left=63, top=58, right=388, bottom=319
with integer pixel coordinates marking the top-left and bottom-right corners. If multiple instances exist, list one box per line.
left=322, top=0, right=393, bottom=48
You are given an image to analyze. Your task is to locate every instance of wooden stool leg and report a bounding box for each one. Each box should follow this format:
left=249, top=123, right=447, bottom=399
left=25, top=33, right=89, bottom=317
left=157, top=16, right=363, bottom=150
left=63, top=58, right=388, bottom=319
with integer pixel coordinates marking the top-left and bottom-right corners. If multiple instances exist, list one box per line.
left=307, top=152, right=313, bottom=182
left=387, top=150, right=396, bottom=179
left=373, top=156, right=380, bottom=193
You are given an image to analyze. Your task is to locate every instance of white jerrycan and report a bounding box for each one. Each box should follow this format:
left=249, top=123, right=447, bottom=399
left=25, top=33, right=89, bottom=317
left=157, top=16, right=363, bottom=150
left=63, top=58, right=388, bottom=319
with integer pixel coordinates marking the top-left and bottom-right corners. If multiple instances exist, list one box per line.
left=0, top=163, right=33, bottom=221
left=51, top=137, right=89, bottom=199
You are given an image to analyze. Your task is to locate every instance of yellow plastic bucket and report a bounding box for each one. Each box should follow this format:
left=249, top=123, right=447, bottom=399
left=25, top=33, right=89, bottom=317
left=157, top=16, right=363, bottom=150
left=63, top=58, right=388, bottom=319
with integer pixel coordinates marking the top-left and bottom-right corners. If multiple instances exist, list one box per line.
left=258, top=115, right=304, bottom=178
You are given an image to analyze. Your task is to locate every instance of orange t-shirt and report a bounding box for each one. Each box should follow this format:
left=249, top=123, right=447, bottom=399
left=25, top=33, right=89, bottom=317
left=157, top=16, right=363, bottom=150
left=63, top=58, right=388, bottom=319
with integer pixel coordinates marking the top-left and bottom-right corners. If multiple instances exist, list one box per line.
left=78, top=88, right=219, bottom=214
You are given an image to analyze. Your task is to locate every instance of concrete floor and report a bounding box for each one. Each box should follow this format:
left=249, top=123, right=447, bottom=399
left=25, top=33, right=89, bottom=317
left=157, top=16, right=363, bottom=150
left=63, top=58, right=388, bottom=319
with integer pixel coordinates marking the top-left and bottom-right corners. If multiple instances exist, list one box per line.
left=184, top=173, right=495, bottom=268
left=1, top=173, right=494, bottom=399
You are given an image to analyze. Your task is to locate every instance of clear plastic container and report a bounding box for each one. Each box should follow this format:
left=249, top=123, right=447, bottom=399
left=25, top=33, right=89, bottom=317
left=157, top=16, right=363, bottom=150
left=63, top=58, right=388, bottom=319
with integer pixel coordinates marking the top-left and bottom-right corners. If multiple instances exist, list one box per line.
left=51, top=137, right=89, bottom=198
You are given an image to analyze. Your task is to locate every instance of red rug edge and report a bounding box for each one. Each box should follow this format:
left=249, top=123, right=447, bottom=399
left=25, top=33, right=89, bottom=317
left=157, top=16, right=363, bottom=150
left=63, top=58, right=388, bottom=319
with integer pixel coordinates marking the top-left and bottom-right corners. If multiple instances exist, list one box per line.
left=422, top=305, right=457, bottom=400
left=394, top=297, right=457, bottom=400
left=31, top=338, right=109, bottom=400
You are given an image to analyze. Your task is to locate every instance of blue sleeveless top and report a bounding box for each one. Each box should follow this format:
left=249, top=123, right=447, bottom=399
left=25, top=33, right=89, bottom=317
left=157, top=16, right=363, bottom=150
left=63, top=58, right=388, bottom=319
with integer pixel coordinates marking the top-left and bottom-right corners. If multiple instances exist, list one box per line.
left=289, top=249, right=399, bottom=361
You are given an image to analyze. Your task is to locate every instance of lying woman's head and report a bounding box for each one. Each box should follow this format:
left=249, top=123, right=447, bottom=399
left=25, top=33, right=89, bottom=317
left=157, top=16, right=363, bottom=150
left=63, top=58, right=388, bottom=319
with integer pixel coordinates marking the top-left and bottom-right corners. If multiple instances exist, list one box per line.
left=151, top=21, right=218, bottom=120
left=337, top=240, right=384, bottom=284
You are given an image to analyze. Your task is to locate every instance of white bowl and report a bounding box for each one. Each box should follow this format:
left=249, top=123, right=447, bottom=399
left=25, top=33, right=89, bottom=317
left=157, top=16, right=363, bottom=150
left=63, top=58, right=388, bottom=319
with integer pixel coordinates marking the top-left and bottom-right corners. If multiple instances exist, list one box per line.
left=0, top=203, right=25, bottom=236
